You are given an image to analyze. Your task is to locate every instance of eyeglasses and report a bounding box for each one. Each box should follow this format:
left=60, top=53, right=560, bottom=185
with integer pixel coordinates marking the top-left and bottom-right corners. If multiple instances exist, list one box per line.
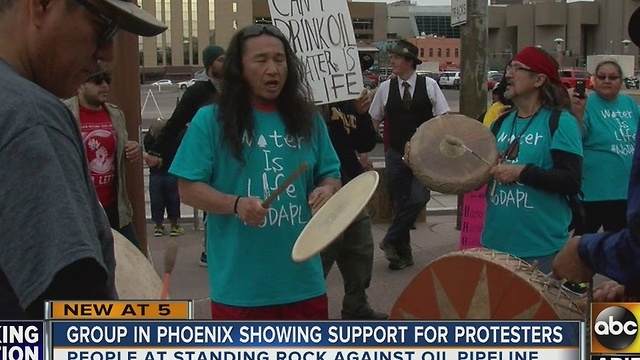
left=595, top=74, right=621, bottom=81
left=87, top=73, right=112, bottom=85
left=506, top=63, right=538, bottom=74
left=75, top=0, right=119, bottom=44
left=242, top=24, right=287, bottom=41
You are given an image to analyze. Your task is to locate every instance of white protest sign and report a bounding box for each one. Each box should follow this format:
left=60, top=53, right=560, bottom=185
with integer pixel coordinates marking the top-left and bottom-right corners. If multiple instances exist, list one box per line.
left=268, top=0, right=364, bottom=105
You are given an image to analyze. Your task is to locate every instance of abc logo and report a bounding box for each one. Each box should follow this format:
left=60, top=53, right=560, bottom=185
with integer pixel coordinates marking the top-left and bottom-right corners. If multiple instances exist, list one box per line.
left=594, top=306, right=639, bottom=350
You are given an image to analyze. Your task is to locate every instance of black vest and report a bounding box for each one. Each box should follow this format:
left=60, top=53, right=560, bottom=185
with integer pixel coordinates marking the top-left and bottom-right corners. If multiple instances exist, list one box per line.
left=385, top=75, right=434, bottom=152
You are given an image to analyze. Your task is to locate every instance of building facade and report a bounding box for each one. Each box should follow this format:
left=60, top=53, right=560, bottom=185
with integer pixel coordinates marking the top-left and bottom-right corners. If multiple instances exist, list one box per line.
left=137, top=0, right=640, bottom=75
left=487, top=0, right=640, bottom=70
left=140, top=0, right=215, bottom=69
left=408, top=36, right=461, bottom=70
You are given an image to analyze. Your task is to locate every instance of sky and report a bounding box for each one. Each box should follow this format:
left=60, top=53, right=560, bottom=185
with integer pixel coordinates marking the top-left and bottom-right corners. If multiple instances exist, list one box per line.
left=353, top=0, right=591, bottom=6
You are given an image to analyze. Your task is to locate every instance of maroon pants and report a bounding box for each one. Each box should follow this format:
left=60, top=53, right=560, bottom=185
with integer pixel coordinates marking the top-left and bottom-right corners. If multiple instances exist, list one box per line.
left=210, top=294, right=328, bottom=320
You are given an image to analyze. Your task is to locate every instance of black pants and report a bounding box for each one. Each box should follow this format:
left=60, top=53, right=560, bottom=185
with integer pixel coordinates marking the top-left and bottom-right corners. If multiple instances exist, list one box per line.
left=573, top=200, right=627, bottom=235
left=104, top=202, right=139, bottom=247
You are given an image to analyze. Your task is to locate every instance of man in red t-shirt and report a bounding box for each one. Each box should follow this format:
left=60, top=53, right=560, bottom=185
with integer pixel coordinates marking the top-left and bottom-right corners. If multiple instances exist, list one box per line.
left=65, top=71, right=144, bottom=246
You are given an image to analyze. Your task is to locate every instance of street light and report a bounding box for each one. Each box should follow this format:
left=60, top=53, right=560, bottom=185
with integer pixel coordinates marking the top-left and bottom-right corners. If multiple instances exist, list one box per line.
left=554, top=38, right=565, bottom=68
left=623, top=39, right=632, bottom=55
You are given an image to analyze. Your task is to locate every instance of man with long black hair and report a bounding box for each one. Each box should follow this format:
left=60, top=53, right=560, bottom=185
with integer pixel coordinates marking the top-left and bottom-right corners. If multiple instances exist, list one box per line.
left=169, top=24, right=341, bottom=320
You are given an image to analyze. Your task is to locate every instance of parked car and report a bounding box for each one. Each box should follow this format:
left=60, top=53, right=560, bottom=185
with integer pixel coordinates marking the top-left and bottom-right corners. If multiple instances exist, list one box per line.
left=362, top=71, right=380, bottom=90
left=177, top=79, right=197, bottom=90
left=438, top=71, right=461, bottom=89
left=151, top=79, right=173, bottom=87
left=559, top=69, right=592, bottom=90
left=487, top=73, right=503, bottom=91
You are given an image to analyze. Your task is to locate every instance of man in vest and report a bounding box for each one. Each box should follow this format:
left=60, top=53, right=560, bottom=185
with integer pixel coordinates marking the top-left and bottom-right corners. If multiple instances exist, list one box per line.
left=369, top=40, right=450, bottom=270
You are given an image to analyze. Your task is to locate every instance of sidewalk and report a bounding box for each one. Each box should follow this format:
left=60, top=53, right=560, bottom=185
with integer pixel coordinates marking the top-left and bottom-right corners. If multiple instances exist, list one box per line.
left=145, top=213, right=461, bottom=319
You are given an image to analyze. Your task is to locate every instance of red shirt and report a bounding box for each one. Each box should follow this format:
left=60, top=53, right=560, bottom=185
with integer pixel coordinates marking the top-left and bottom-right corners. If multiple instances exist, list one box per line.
left=79, top=105, right=117, bottom=207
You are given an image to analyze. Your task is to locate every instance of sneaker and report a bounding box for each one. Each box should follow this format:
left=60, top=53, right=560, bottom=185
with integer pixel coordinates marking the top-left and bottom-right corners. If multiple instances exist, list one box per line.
left=199, top=252, right=207, bottom=267
left=342, top=310, right=389, bottom=320
left=388, top=257, right=414, bottom=271
left=170, top=225, right=185, bottom=237
left=562, top=281, right=588, bottom=296
left=154, top=226, right=164, bottom=237
left=379, top=241, right=400, bottom=262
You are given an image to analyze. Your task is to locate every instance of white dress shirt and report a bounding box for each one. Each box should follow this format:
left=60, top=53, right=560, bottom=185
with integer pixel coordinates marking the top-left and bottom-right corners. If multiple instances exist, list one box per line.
left=369, top=72, right=450, bottom=122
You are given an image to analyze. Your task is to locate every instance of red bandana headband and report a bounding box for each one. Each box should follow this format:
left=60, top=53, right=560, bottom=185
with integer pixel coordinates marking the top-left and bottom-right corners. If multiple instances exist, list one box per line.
left=513, top=46, right=561, bottom=85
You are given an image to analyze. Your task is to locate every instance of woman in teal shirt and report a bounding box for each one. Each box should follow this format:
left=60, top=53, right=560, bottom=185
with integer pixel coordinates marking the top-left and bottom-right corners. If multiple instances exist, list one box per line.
left=572, top=60, right=639, bottom=235
left=483, top=46, right=583, bottom=274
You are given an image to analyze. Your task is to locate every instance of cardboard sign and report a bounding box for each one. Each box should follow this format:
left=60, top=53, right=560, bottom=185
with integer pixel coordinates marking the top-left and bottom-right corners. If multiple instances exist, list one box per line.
left=268, top=0, right=364, bottom=105
left=459, top=185, right=487, bottom=250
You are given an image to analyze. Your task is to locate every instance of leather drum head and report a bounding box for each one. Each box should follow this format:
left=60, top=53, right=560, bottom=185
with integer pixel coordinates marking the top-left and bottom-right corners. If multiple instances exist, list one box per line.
left=292, top=171, right=379, bottom=262
left=112, top=229, right=164, bottom=299
left=390, top=249, right=583, bottom=320
left=409, top=114, right=498, bottom=194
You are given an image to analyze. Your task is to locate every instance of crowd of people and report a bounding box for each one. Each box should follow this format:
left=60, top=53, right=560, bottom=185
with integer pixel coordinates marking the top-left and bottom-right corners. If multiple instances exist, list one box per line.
left=1, top=0, right=639, bottom=320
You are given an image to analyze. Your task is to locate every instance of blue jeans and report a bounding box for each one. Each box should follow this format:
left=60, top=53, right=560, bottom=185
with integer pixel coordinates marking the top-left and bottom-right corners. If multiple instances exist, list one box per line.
left=382, top=148, right=430, bottom=258
left=149, top=173, right=181, bottom=224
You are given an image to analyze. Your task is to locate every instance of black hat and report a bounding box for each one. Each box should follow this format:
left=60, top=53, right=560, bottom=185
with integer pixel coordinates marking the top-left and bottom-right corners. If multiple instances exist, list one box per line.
left=629, top=7, right=640, bottom=47
left=359, top=52, right=374, bottom=71
left=388, top=40, right=422, bottom=65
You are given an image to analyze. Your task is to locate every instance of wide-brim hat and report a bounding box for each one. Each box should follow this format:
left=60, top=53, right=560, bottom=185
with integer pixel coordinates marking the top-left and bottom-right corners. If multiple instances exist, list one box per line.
left=98, top=0, right=167, bottom=37
left=388, top=40, right=422, bottom=65
left=629, top=7, right=640, bottom=47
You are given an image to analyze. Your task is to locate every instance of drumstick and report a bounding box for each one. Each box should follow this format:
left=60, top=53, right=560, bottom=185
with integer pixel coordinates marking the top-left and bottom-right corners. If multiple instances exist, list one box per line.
left=262, top=163, right=308, bottom=207
left=444, top=135, right=493, bottom=166
left=161, top=243, right=178, bottom=300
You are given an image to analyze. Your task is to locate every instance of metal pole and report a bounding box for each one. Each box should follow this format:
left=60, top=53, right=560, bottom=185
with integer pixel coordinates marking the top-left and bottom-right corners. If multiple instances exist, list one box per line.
left=110, top=24, right=149, bottom=255
left=456, top=0, right=488, bottom=230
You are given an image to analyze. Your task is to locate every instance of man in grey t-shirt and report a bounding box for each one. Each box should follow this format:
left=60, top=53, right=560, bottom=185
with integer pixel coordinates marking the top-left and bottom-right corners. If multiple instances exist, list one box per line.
left=0, top=0, right=166, bottom=318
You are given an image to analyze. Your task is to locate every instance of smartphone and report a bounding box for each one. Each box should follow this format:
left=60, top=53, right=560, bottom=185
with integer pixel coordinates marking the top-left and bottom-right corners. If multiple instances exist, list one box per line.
left=575, top=80, right=586, bottom=99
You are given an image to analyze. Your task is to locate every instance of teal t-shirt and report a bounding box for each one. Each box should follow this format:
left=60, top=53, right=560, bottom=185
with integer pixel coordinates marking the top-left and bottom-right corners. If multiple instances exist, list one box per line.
left=581, top=92, right=639, bottom=201
left=169, top=105, right=341, bottom=307
left=482, top=108, right=583, bottom=258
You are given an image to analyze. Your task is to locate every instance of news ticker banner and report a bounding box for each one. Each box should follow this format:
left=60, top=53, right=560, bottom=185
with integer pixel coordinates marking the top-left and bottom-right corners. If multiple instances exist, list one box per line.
left=44, top=321, right=582, bottom=360
left=44, top=301, right=193, bottom=320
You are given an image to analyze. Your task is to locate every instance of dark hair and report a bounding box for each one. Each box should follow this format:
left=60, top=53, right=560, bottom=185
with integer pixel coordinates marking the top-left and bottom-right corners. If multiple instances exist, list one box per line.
left=595, top=60, right=623, bottom=77
left=218, top=24, right=315, bottom=162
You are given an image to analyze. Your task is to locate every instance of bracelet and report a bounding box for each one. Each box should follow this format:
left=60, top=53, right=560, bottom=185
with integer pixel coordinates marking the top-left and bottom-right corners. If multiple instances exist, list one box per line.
left=233, top=196, right=241, bottom=214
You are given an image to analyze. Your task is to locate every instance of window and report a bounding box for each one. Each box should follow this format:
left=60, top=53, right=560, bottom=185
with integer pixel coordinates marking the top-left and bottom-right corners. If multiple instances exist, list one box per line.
left=420, top=48, right=424, bottom=57
left=437, top=48, right=442, bottom=57
left=446, top=48, right=450, bottom=57
left=232, top=2, right=237, bottom=12
left=414, top=16, right=461, bottom=39
left=353, top=19, right=373, bottom=30
left=233, top=20, right=238, bottom=30
left=429, top=48, right=433, bottom=57
left=455, top=48, right=459, bottom=57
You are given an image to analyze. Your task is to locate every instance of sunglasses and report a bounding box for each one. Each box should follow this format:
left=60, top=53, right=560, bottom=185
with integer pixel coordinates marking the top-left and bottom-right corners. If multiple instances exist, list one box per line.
left=75, top=0, right=119, bottom=44
left=88, top=73, right=112, bottom=85
left=242, top=24, right=287, bottom=41
left=595, top=74, right=621, bottom=81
